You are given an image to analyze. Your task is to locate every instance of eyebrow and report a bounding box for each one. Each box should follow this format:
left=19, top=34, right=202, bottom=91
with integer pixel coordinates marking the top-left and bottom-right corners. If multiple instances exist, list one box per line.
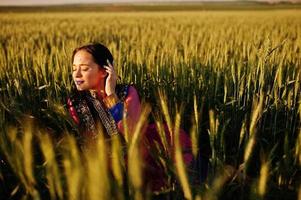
left=72, top=64, right=90, bottom=67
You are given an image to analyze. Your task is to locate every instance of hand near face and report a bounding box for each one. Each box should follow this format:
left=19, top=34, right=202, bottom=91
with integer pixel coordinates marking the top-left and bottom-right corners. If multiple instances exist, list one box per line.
left=104, top=60, right=118, bottom=96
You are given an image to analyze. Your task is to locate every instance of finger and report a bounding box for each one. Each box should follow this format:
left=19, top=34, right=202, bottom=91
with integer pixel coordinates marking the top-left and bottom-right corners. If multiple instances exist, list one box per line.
left=105, top=68, right=117, bottom=76
left=105, top=69, right=117, bottom=78
left=105, top=68, right=114, bottom=74
left=106, top=59, right=114, bottom=69
left=104, top=65, right=114, bottom=72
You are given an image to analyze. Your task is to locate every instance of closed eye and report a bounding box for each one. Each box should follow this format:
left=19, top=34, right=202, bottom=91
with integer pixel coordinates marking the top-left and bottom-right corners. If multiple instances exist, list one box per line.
left=72, top=65, right=90, bottom=71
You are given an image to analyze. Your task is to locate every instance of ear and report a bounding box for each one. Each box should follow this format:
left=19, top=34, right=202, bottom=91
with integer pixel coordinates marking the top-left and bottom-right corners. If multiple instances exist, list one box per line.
left=99, top=68, right=108, bottom=78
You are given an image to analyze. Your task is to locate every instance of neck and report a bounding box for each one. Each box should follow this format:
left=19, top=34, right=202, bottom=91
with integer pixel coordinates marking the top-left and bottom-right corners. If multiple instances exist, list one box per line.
left=89, top=79, right=106, bottom=99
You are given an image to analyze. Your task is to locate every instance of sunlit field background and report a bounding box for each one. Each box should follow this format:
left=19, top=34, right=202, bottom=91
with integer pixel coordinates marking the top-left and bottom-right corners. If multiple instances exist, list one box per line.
left=0, top=4, right=300, bottom=200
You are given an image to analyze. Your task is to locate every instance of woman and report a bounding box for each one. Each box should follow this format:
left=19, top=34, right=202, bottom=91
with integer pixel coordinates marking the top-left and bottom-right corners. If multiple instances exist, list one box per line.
left=67, top=43, right=141, bottom=142
left=66, top=43, right=193, bottom=191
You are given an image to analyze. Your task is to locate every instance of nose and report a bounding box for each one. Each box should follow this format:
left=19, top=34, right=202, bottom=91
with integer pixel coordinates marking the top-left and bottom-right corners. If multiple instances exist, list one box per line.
left=74, top=67, right=82, bottom=78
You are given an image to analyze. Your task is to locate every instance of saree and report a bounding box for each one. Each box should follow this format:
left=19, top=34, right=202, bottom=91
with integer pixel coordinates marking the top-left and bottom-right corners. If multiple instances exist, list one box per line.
left=67, top=84, right=195, bottom=191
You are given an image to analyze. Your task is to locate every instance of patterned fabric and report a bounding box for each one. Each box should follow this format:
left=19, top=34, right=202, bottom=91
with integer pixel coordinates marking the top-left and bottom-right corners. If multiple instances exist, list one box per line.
left=86, top=94, right=119, bottom=137
left=67, top=84, right=130, bottom=138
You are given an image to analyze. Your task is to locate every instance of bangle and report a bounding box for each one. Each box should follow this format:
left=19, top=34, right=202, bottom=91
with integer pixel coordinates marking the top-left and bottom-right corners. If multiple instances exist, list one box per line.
left=103, top=93, right=120, bottom=108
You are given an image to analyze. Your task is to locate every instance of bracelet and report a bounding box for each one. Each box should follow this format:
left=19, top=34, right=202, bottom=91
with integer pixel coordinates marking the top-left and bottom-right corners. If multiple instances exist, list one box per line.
left=103, top=93, right=120, bottom=109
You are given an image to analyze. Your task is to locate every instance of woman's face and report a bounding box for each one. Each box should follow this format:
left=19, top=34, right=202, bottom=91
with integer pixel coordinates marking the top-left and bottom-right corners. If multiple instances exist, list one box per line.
left=72, top=50, right=107, bottom=91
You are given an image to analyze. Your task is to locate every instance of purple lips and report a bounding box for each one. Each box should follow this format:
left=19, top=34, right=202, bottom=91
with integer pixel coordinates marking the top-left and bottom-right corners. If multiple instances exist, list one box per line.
left=76, top=80, right=84, bottom=85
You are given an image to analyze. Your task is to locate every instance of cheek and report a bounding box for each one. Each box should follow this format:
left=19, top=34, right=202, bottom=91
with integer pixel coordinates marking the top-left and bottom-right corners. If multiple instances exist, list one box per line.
left=86, top=71, right=103, bottom=84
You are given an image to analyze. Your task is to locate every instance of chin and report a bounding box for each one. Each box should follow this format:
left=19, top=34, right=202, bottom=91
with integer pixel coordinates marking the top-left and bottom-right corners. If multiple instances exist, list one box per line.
left=76, top=86, right=87, bottom=91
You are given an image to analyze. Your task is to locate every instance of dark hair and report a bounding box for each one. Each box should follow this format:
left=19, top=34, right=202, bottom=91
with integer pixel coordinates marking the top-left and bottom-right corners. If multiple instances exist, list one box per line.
left=72, top=43, right=114, bottom=68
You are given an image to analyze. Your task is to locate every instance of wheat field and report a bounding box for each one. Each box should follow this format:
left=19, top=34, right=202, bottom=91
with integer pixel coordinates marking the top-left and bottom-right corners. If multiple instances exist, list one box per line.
left=0, top=10, right=300, bottom=200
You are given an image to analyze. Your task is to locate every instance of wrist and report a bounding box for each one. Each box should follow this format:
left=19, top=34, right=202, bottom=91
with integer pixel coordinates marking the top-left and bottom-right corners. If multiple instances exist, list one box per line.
left=106, top=91, right=114, bottom=96
left=103, top=93, right=120, bottom=108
